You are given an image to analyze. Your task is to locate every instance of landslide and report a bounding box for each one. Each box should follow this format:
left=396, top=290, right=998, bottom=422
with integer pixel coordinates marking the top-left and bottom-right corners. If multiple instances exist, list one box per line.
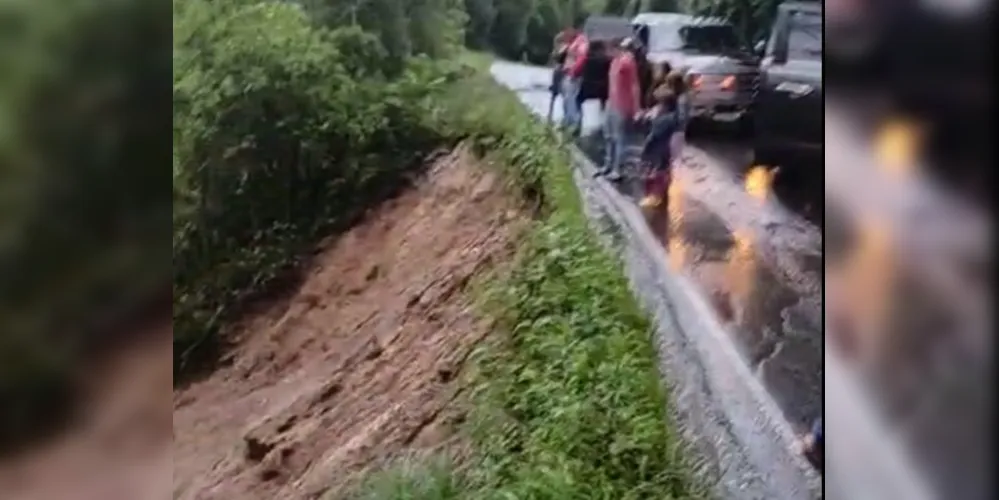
left=173, top=146, right=527, bottom=499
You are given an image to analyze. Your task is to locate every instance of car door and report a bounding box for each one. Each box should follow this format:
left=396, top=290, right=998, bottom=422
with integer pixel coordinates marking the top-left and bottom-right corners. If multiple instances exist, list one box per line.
left=757, top=7, right=823, bottom=148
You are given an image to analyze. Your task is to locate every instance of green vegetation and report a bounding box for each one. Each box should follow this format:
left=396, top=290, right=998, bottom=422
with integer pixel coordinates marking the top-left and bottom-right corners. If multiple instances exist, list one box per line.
left=2, top=0, right=726, bottom=492
left=172, top=0, right=467, bottom=374
left=171, top=0, right=703, bottom=493
left=349, top=56, right=704, bottom=499
left=1, top=0, right=171, bottom=448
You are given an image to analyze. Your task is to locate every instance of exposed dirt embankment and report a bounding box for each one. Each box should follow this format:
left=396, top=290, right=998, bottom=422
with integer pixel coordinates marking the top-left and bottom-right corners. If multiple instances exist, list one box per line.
left=172, top=146, right=525, bottom=499
left=0, top=146, right=525, bottom=500
left=0, top=325, right=173, bottom=500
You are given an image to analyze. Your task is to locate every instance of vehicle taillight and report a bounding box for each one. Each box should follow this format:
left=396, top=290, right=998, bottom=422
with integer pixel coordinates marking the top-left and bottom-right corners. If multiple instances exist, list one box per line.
left=720, top=75, right=736, bottom=90
left=689, top=74, right=703, bottom=89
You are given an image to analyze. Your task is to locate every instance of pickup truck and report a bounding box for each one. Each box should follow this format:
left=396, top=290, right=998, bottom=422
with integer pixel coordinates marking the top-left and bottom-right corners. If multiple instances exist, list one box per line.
left=632, top=12, right=760, bottom=128
left=575, top=13, right=759, bottom=132
left=751, top=1, right=822, bottom=168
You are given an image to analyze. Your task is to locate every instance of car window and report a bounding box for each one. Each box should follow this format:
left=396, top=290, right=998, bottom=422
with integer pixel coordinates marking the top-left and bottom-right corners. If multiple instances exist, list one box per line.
left=646, top=23, right=682, bottom=51
left=788, top=10, right=822, bottom=60
left=648, top=22, right=740, bottom=53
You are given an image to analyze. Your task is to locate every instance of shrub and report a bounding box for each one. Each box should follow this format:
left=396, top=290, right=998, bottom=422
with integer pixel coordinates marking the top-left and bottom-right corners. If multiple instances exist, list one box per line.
left=1, top=0, right=171, bottom=449
left=172, top=0, right=451, bottom=374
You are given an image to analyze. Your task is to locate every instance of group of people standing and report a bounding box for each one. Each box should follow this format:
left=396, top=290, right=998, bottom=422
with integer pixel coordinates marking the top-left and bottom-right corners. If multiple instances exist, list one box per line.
left=552, top=27, right=691, bottom=209
left=552, top=26, right=824, bottom=477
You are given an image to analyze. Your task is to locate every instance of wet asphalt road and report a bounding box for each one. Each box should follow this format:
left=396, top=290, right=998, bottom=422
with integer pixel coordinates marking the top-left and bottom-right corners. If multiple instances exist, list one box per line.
left=824, top=107, right=992, bottom=500
left=490, top=61, right=825, bottom=432
left=493, top=61, right=992, bottom=499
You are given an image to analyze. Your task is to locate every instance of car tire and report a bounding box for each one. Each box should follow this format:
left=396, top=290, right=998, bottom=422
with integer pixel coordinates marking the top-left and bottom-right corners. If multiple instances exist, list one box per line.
left=735, top=115, right=754, bottom=138
left=751, top=144, right=782, bottom=169
left=685, top=118, right=708, bottom=138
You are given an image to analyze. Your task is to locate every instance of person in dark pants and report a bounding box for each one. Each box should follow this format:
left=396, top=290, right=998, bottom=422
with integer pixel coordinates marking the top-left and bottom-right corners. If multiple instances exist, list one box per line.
left=638, top=91, right=679, bottom=208
left=664, top=71, right=690, bottom=168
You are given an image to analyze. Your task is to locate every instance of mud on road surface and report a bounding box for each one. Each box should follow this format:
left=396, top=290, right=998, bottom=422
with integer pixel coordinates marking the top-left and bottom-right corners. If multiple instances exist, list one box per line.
left=171, top=146, right=525, bottom=500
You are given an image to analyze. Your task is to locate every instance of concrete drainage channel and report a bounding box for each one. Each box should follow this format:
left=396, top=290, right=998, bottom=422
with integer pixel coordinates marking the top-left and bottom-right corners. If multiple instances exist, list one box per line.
left=569, top=139, right=935, bottom=500
left=490, top=65, right=941, bottom=500
left=569, top=150, right=821, bottom=500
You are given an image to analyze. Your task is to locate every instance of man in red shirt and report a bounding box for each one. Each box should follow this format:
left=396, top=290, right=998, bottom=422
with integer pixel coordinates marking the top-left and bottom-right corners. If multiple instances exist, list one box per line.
left=559, top=26, right=589, bottom=137
left=597, top=37, right=642, bottom=181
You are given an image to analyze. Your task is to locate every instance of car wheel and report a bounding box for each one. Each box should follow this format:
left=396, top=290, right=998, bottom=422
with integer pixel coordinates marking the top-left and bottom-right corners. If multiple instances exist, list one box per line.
left=735, top=115, right=754, bottom=138
left=686, top=117, right=709, bottom=138
left=751, top=144, right=782, bottom=169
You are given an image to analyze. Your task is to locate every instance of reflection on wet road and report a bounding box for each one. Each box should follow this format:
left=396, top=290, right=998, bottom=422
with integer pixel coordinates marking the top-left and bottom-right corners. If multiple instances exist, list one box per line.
left=657, top=164, right=823, bottom=429
left=490, top=60, right=825, bottom=433
left=493, top=60, right=991, bottom=498
left=825, top=108, right=992, bottom=500
left=574, top=131, right=825, bottom=429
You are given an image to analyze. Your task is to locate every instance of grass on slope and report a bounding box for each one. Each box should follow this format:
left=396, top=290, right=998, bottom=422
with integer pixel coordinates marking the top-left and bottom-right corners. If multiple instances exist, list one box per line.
left=351, top=54, right=706, bottom=500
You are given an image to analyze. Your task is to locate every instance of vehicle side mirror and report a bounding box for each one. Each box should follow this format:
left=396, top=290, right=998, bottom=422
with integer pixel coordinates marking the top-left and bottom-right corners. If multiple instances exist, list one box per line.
left=754, top=39, right=766, bottom=56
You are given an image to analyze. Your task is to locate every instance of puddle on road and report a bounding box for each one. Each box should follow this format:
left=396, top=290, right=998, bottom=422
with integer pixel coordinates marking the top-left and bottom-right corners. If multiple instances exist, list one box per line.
left=663, top=175, right=822, bottom=430
left=576, top=132, right=823, bottom=430
left=505, top=72, right=985, bottom=496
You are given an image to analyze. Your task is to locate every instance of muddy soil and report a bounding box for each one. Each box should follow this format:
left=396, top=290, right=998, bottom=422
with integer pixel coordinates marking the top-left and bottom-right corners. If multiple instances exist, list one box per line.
left=172, top=146, right=525, bottom=499
left=0, top=325, right=174, bottom=500
left=0, top=147, right=524, bottom=500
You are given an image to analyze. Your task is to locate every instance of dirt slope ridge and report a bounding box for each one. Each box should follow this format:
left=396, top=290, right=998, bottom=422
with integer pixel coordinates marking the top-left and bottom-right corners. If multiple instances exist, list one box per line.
left=174, top=146, right=525, bottom=500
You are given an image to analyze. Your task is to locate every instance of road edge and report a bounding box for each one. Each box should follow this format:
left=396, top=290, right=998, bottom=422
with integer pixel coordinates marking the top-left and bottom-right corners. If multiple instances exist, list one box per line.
left=569, top=148, right=823, bottom=500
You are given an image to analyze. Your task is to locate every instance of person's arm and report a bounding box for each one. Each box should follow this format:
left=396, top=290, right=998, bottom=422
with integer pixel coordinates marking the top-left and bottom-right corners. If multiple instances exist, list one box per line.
left=568, top=39, right=589, bottom=77
left=551, top=33, right=567, bottom=64
left=628, top=59, right=641, bottom=116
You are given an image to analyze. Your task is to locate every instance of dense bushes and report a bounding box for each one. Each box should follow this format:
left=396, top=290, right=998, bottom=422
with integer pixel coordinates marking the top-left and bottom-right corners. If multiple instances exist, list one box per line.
left=172, top=0, right=468, bottom=374
left=1, top=0, right=171, bottom=448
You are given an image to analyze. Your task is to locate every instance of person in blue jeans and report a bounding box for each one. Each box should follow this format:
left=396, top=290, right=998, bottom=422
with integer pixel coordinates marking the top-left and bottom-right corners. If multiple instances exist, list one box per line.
left=561, top=75, right=581, bottom=134
left=559, top=27, right=589, bottom=137
left=597, top=38, right=641, bottom=182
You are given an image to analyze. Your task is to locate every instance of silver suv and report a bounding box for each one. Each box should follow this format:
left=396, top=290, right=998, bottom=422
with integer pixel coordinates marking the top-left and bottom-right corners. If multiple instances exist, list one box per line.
left=632, top=12, right=760, bottom=127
